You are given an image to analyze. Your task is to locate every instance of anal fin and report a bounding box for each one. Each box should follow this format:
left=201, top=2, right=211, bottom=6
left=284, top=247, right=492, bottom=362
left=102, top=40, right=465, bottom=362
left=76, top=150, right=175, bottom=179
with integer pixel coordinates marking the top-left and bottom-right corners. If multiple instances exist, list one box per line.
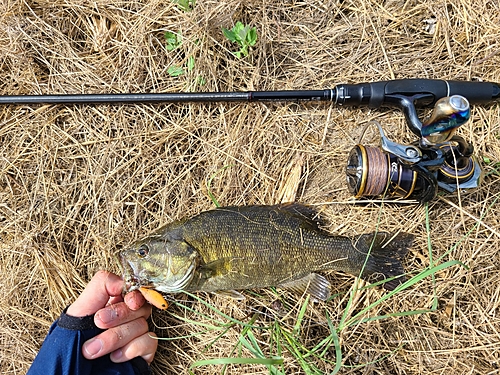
left=278, top=273, right=331, bottom=302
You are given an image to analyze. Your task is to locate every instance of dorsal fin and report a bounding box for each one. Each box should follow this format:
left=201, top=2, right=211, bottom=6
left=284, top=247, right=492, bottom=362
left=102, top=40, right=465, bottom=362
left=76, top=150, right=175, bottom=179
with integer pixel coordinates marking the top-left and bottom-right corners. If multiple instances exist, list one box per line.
left=276, top=203, right=325, bottom=230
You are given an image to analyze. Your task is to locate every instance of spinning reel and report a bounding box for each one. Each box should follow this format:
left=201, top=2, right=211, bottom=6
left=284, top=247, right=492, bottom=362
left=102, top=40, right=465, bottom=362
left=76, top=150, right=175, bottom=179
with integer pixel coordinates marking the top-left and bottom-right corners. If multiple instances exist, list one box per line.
left=345, top=95, right=482, bottom=202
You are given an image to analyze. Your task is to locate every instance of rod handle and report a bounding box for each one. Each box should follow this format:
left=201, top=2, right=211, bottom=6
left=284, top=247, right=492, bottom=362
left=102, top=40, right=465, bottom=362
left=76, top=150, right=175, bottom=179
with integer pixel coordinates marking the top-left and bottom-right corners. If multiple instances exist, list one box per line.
left=334, top=79, right=499, bottom=108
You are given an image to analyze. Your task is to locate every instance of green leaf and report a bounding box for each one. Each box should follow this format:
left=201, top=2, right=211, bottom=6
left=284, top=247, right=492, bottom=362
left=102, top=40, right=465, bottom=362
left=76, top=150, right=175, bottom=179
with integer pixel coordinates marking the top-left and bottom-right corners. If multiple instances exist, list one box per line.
left=187, top=56, right=195, bottom=71
left=167, top=65, right=185, bottom=76
left=175, top=0, right=195, bottom=12
left=165, top=31, right=182, bottom=51
left=222, top=22, right=257, bottom=58
left=196, top=75, right=206, bottom=86
left=325, top=310, right=342, bottom=374
left=206, top=165, right=233, bottom=207
left=247, top=27, right=257, bottom=46
left=222, top=28, right=237, bottom=43
left=237, top=25, right=249, bottom=43
left=293, top=295, right=309, bottom=336
left=190, top=357, right=284, bottom=369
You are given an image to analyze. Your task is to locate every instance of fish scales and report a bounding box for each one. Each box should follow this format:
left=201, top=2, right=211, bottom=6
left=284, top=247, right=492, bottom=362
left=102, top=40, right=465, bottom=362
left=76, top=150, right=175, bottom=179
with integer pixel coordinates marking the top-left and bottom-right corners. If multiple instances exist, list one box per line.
left=181, top=206, right=360, bottom=291
left=120, top=204, right=414, bottom=301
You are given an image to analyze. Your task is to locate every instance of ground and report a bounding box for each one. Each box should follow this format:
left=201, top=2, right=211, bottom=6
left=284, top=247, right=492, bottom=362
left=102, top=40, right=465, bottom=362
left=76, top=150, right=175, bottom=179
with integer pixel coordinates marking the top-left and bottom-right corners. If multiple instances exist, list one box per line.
left=1, top=0, right=500, bottom=374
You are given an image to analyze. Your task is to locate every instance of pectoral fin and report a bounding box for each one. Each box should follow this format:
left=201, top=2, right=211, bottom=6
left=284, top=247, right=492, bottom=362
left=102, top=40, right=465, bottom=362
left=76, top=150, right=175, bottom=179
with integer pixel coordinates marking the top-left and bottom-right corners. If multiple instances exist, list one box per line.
left=198, top=257, right=237, bottom=279
left=192, top=257, right=247, bottom=293
left=278, top=273, right=331, bottom=302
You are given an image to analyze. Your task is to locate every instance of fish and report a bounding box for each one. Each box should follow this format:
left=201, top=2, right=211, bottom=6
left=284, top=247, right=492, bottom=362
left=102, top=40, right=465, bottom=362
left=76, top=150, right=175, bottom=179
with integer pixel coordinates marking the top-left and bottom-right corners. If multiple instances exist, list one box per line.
left=119, top=204, right=413, bottom=301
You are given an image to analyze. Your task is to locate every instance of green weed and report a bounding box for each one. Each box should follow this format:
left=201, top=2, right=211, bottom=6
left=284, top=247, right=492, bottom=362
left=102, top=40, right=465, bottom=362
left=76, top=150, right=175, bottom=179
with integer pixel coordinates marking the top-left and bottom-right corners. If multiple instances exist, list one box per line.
left=165, top=31, right=182, bottom=51
left=206, top=165, right=233, bottom=207
left=173, top=0, right=195, bottom=12
left=164, top=31, right=204, bottom=85
left=222, top=22, right=257, bottom=58
left=483, top=156, right=500, bottom=176
left=167, top=65, right=185, bottom=77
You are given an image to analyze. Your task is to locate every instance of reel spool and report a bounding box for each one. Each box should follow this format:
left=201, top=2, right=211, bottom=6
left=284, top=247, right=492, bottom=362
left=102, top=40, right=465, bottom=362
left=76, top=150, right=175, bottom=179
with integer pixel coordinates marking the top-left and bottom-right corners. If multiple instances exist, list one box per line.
left=346, top=145, right=422, bottom=200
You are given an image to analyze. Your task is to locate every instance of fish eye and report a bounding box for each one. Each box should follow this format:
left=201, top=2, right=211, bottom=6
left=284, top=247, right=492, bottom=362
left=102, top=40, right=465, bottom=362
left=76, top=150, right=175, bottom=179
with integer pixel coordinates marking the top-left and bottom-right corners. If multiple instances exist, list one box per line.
left=137, top=244, right=149, bottom=258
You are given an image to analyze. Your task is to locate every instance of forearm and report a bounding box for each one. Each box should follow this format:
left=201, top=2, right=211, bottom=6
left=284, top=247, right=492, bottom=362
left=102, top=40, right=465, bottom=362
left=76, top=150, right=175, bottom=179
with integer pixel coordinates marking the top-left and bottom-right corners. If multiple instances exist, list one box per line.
left=27, top=307, right=150, bottom=375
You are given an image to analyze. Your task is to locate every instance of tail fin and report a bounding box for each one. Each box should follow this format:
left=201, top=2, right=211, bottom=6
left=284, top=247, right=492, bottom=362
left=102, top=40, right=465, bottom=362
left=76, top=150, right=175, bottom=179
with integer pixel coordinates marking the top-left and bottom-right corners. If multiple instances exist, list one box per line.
left=355, top=232, right=414, bottom=290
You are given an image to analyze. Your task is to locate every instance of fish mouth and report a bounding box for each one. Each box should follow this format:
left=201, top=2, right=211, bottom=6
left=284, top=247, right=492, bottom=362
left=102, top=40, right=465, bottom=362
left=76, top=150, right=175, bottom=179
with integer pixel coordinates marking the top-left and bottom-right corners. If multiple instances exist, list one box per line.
left=119, top=252, right=150, bottom=292
left=124, top=277, right=156, bottom=293
left=124, top=276, right=140, bottom=292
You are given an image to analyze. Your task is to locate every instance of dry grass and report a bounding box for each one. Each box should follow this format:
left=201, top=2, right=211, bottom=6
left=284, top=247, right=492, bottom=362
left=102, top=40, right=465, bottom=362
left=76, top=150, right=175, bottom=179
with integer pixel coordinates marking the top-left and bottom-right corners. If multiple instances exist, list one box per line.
left=1, top=0, right=500, bottom=374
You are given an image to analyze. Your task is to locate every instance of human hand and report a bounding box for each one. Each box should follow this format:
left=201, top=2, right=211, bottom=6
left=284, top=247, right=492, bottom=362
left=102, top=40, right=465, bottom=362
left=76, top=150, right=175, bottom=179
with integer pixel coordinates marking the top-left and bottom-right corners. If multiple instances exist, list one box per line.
left=66, top=270, right=158, bottom=364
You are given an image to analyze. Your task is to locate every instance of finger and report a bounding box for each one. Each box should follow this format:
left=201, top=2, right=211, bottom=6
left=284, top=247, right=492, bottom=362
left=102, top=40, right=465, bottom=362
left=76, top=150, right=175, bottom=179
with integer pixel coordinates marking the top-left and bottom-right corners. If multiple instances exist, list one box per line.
left=94, top=301, right=151, bottom=329
left=67, top=271, right=124, bottom=317
left=124, top=289, right=146, bottom=311
left=110, top=331, right=158, bottom=365
left=82, top=317, right=149, bottom=360
left=107, top=295, right=124, bottom=307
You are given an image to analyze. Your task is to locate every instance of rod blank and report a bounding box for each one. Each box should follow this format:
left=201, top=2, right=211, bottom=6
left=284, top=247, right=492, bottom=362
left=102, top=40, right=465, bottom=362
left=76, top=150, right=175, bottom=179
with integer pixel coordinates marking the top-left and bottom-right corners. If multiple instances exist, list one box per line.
left=0, top=90, right=333, bottom=105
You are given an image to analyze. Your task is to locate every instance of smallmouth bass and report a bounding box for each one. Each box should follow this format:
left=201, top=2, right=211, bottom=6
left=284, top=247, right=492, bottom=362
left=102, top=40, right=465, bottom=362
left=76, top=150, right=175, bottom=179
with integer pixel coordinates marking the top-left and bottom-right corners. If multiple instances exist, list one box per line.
left=120, top=204, right=413, bottom=301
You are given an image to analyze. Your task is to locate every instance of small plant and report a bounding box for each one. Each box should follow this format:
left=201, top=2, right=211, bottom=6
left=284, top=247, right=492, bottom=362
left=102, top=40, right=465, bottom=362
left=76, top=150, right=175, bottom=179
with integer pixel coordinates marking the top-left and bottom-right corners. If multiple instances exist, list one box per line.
left=174, top=0, right=195, bottom=12
left=164, top=32, right=202, bottom=82
left=164, top=31, right=185, bottom=77
left=164, top=31, right=182, bottom=51
left=187, top=55, right=195, bottom=71
left=166, top=56, right=196, bottom=78
left=167, top=65, right=185, bottom=77
left=222, top=21, right=257, bottom=58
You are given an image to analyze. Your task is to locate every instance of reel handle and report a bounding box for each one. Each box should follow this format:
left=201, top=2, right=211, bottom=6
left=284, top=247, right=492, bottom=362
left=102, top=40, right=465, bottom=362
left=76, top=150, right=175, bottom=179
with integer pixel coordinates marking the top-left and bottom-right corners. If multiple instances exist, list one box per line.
left=421, top=96, right=470, bottom=145
left=380, top=94, right=471, bottom=143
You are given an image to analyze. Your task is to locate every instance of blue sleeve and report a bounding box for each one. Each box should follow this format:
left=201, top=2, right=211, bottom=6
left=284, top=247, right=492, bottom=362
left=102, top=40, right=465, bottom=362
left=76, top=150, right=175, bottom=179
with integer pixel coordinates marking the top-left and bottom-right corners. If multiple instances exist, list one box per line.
left=27, top=308, right=151, bottom=375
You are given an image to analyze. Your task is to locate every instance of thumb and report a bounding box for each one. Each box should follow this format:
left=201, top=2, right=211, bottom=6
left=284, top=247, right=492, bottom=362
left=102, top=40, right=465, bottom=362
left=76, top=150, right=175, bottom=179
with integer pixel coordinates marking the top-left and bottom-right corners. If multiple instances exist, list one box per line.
left=66, top=271, right=124, bottom=317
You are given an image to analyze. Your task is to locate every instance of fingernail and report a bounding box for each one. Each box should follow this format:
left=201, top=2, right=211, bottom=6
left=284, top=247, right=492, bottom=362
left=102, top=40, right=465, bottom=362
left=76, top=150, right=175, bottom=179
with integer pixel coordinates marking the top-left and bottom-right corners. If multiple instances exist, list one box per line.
left=110, top=349, right=123, bottom=362
left=84, top=338, right=103, bottom=358
left=96, top=308, right=118, bottom=324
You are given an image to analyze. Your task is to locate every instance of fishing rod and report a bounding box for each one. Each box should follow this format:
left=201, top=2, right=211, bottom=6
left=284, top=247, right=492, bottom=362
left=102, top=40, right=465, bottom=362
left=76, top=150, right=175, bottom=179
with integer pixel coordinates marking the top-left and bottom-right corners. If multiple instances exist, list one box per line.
left=3, top=78, right=499, bottom=202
